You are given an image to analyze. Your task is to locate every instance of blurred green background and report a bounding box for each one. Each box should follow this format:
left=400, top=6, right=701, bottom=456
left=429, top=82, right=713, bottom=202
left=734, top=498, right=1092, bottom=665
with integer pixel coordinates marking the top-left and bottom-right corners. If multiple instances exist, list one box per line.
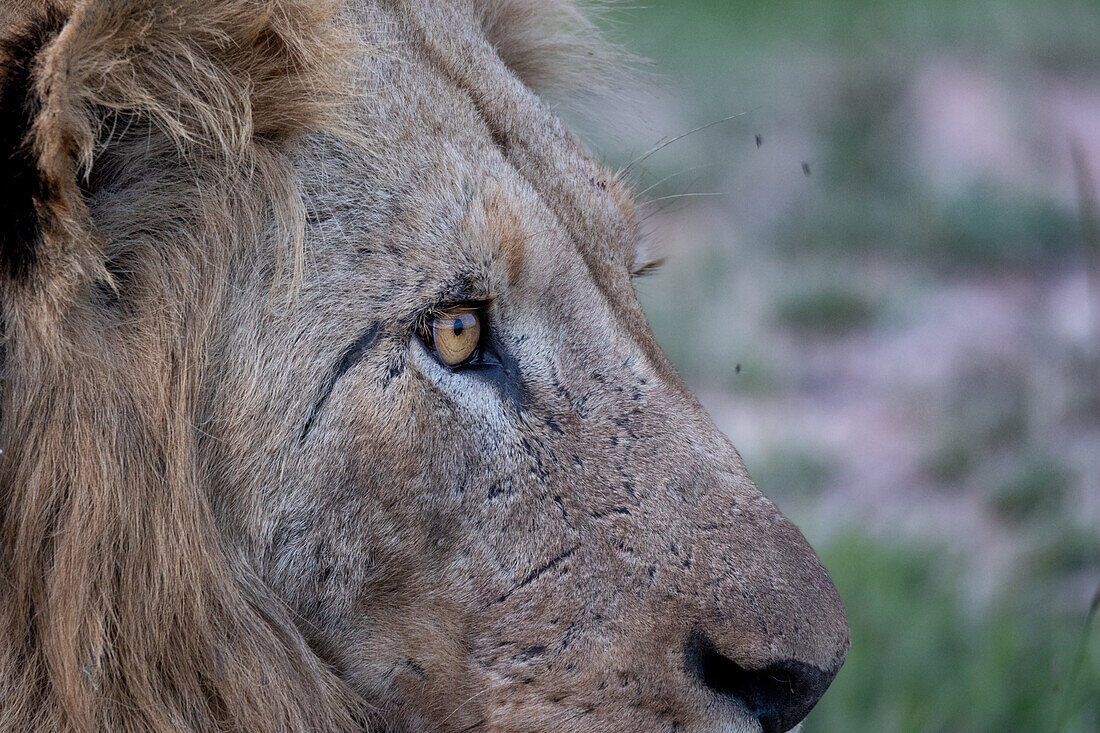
left=581, top=0, right=1100, bottom=729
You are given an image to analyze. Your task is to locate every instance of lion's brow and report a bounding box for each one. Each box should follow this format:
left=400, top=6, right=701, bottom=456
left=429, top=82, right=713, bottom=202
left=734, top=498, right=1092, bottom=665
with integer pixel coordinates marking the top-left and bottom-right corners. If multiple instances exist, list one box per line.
left=299, top=324, right=384, bottom=441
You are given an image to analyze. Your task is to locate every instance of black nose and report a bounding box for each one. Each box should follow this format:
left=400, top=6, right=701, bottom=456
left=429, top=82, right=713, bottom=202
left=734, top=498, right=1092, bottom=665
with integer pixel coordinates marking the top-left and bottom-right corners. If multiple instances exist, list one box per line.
left=685, top=633, right=839, bottom=733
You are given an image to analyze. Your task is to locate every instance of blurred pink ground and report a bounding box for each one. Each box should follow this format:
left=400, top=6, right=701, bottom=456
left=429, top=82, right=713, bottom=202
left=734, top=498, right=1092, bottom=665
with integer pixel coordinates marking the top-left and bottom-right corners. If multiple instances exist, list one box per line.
left=635, top=55, right=1100, bottom=605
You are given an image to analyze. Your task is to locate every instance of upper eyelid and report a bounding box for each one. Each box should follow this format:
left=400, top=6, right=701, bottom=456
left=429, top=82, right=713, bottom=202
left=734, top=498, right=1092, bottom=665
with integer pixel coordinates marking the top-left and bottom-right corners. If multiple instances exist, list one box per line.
left=430, top=299, right=489, bottom=314
left=417, top=300, right=494, bottom=349
left=415, top=297, right=488, bottom=331
left=424, top=298, right=494, bottom=323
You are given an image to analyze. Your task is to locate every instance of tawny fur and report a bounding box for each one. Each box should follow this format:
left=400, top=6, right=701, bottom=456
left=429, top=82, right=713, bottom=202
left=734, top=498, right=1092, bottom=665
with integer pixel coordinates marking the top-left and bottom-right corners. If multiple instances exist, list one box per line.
left=1, top=2, right=848, bottom=732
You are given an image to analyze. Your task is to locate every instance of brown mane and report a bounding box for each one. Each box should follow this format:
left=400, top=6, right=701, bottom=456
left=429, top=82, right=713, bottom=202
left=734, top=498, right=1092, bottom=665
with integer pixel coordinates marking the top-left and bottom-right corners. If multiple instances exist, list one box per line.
left=0, top=1, right=365, bottom=729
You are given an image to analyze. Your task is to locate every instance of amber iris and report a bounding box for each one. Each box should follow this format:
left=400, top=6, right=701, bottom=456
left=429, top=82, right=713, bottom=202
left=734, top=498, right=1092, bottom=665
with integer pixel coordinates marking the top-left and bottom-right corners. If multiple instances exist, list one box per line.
left=431, top=307, right=481, bottom=366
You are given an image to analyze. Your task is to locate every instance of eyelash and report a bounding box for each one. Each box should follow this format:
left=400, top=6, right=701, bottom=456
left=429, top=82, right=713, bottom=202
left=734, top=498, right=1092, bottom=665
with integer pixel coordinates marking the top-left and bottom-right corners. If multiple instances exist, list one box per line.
left=630, top=258, right=665, bottom=278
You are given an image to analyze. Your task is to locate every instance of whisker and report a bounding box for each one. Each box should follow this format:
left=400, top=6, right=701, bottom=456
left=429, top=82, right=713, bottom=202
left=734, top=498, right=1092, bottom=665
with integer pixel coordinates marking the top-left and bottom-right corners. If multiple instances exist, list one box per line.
left=432, top=684, right=498, bottom=731
left=640, top=192, right=730, bottom=205
left=635, top=163, right=717, bottom=198
left=640, top=192, right=730, bottom=223
left=616, top=110, right=755, bottom=180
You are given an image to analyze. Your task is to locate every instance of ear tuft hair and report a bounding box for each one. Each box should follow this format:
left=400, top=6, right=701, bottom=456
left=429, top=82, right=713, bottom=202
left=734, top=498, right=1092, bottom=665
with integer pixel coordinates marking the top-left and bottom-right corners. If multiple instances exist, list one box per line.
left=474, top=0, right=628, bottom=102
left=1, top=0, right=347, bottom=303
left=0, top=7, right=65, bottom=279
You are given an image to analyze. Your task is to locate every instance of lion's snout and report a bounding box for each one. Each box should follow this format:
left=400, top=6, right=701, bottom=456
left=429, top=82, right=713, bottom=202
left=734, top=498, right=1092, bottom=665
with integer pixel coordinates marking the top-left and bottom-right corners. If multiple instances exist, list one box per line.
left=677, top=452, right=848, bottom=731
left=552, top=398, right=851, bottom=732
left=674, top=495, right=849, bottom=732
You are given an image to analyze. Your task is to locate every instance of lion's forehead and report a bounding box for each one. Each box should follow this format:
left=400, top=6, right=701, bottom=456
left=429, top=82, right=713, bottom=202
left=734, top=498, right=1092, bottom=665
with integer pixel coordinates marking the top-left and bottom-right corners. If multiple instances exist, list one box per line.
left=311, top=0, right=642, bottom=284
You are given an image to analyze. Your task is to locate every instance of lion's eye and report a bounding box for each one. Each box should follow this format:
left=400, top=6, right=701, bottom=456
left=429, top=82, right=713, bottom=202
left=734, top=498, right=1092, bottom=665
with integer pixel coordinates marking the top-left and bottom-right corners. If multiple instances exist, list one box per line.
left=430, top=307, right=482, bottom=367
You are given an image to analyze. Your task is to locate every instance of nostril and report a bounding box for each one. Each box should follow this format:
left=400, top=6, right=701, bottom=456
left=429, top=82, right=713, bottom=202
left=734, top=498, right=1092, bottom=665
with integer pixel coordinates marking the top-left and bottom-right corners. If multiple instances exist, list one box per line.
left=685, top=633, right=837, bottom=733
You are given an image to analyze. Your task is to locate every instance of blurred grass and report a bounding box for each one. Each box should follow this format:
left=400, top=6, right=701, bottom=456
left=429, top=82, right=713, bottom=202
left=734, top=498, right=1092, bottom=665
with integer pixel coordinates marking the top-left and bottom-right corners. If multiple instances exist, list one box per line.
left=619, top=0, right=1100, bottom=75
left=775, top=287, right=877, bottom=334
left=988, top=455, right=1072, bottom=524
left=749, top=447, right=833, bottom=502
left=607, top=0, right=1095, bottom=275
left=804, top=533, right=1100, bottom=732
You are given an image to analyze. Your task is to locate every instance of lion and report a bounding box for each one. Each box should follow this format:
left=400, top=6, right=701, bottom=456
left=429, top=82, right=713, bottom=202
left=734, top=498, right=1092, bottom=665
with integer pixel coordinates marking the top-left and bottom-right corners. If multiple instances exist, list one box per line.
left=0, top=1, right=848, bottom=731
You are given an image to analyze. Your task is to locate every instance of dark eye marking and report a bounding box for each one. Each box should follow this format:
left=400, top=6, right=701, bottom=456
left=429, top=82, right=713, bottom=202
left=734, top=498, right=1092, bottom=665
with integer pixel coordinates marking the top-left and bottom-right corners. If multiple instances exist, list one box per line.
left=300, top=323, right=384, bottom=442
left=469, top=328, right=529, bottom=414
left=419, top=303, right=529, bottom=415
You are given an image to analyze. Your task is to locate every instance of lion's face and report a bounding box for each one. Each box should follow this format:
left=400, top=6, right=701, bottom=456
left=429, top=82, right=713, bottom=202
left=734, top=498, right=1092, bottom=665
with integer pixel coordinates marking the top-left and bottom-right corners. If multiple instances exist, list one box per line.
left=2, top=1, right=845, bottom=731
left=197, top=5, right=848, bottom=732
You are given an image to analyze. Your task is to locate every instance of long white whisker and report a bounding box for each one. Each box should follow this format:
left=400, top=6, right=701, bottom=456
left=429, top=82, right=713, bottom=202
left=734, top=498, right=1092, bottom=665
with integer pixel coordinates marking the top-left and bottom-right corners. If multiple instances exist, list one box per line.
left=635, top=164, right=717, bottom=198
left=616, top=110, right=754, bottom=180
left=432, top=684, right=497, bottom=731
left=640, top=191, right=730, bottom=205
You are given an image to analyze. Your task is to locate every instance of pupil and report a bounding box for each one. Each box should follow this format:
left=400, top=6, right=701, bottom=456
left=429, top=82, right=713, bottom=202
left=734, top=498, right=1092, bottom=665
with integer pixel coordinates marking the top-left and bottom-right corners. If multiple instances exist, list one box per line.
left=453, top=317, right=464, bottom=336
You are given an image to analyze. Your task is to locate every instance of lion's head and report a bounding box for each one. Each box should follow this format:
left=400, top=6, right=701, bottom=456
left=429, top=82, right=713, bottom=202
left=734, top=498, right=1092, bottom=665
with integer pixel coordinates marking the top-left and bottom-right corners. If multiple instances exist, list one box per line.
left=0, top=1, right=848, bottom=731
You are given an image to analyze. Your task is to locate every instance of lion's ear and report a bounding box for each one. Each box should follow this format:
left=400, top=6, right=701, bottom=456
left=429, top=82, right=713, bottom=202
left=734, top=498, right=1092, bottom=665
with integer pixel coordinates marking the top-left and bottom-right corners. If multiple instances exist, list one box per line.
left=0, top=5, right=66, bottom=281
left=0, top=0, right=343, bottom=297
left=476, top=0, right=626, bottom=101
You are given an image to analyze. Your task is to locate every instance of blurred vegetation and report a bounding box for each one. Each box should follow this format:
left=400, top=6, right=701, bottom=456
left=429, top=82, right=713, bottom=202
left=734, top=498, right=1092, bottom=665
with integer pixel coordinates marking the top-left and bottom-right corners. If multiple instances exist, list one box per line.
left=597, top=0, right=1100, bottom=728
left=750, top=447, right=833, bottom=502
left=775, top=287, right=877, bottom=334
left=807, top=534, right=1099, bottom=732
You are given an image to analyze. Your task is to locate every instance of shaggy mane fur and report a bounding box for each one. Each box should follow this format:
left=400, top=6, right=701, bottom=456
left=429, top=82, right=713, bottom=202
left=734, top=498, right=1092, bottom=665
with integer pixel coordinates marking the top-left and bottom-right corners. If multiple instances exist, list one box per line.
left=0, top=0, right=618, bottom=730
left=0, top=1, right=359, bottom=730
